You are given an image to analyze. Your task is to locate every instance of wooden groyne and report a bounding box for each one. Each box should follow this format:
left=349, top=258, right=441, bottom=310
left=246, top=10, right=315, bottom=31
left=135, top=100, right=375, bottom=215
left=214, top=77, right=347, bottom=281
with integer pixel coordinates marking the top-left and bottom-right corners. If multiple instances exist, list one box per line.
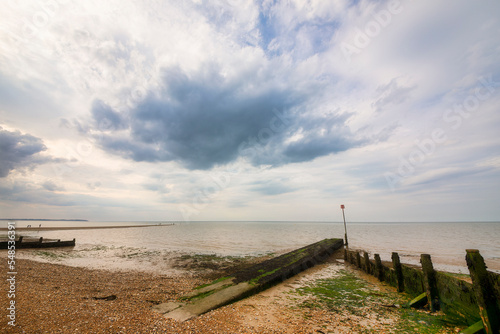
left=344, top=248, right=500, bottom=334
left=0, top=236, right=76, bottom=249
left=154, top=238, right=344, bottom=321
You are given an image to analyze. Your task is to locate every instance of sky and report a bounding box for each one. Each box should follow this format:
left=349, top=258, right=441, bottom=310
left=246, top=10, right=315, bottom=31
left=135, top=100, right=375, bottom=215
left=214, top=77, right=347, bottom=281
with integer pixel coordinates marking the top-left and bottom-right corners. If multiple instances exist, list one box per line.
left=0, top=0, right=499, bottom=222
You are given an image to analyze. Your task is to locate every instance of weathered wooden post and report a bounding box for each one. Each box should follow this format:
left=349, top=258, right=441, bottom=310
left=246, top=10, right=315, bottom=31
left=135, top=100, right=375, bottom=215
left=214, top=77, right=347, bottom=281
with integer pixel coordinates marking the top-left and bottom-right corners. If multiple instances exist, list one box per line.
left=421, top=254, right=440, bottom=312
left=364, top=252, right=371, bottom=274
left=374, top=254, right=384, bottom=281
left=466, top=249, right=500, bottom=334
left=39, top=237, right=43, bottom=243
left=344, top=248, right=348, bottom=262
left=349, top=251, right=355, bottom=264
left=356, top=251, right=362, bottom=269
left=392, top=252, right=404, bottom=292
left=340, top=204, right=348, bottom=246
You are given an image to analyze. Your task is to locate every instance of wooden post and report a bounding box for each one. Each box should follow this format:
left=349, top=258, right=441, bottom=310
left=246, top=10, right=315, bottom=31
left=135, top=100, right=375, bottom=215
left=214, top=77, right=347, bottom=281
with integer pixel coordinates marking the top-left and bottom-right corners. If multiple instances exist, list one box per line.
left=392, top=252, right=404, bottom=292
left=18, top=236, right=23, bottom=244
left=356, top=252, right=362, bottom=269
left=374, top=254, right=384, bottom=281
left=39, top=237, right=43, bottom=243
left=420, top=254, right=439, bottom=312
left=340, top=204, right=348, bottom=246
left=466, top=249, right=500, bottom=334
left=364, top=252, right=371, bottom=274
left=344, top=248, right=348, bottom=262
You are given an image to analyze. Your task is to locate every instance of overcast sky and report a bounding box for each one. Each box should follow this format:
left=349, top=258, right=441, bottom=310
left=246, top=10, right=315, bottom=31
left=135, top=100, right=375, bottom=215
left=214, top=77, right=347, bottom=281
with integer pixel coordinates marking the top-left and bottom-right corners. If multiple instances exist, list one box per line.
left=1, top=0, right=499, bottom=222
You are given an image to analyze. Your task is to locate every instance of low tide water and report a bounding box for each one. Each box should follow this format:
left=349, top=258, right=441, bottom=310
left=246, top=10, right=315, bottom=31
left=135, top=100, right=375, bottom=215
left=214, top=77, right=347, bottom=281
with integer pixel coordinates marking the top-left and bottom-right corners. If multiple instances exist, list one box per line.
left=4, top=220, right=500, bottom=273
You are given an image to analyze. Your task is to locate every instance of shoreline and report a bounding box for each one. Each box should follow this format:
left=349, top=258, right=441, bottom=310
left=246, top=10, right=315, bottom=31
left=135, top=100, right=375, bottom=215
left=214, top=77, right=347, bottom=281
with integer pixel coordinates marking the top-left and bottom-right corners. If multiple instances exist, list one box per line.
left=0, top=224, right=173, bottom=232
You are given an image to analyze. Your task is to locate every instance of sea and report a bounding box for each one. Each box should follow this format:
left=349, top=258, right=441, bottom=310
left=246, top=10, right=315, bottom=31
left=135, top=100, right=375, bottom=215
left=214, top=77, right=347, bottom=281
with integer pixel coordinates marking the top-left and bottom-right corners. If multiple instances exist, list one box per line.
left=3, top=220, right=500, bottom=274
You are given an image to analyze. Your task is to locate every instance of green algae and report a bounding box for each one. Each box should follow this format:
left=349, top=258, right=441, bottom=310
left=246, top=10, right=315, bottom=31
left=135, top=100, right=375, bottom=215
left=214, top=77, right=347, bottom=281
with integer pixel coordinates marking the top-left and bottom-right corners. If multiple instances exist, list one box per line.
left=194, top=276, right=232, bottom=290
left=294, top=269, right=460, bottom=333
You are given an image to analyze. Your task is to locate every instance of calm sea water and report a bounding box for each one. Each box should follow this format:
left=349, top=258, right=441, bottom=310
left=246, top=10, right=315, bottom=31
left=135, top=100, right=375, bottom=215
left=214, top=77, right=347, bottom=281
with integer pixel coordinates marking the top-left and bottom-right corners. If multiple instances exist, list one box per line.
left=4, top=221, right=500, bottom=273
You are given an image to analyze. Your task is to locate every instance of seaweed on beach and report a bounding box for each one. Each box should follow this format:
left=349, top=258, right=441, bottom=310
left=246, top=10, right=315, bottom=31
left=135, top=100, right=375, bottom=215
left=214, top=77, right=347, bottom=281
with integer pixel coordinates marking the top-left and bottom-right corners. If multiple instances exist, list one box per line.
left=293, top=268, right=460, bottom=333
left=172, top=252, right=274, bottom=279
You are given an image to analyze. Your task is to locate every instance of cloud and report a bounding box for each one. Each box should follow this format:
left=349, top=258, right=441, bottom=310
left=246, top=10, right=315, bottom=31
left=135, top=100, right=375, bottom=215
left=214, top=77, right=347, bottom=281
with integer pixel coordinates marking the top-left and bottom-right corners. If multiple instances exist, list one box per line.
left=87, top=181, right=101, bottom=190
left=143, top=182, right=170, bottom=195
left=91, top=100, right=128, bottom=131
left=0, top=180, right=134, bottom=208
left=0, top=181, right=77, bottom=206
left=89, top=64, right=366, bottom=170
left=372, top=78, right=416, bottom=113
left=0, top=126, right=53, bottom=177
left=257, top=0, right=344, bottom=58
left=282, top=112, right=364, bottom=163
left=404, top=166, right=494, bottom=189
left=42, top=180, right=65, bottom=192
left=251, top=179, right=295, bottom=196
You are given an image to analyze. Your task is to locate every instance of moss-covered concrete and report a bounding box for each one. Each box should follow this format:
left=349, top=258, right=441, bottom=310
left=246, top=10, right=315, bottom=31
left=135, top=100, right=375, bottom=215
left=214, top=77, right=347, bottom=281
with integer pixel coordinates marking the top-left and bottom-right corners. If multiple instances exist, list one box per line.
left=157, top=238, right=344, bottom=321
left=232, top=238, right=344, bottom=287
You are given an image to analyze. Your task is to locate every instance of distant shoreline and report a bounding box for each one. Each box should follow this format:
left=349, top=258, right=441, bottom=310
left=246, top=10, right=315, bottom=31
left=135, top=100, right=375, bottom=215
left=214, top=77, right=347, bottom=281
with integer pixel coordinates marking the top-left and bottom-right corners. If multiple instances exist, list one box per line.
left=0, top=224, right=173, bottom=231
left=0, top=219, right=88, bottom=221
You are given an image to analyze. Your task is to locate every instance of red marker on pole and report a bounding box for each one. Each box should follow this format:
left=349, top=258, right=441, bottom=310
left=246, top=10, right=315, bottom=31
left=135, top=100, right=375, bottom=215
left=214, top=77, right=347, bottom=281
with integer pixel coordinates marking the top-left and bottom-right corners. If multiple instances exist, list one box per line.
left=341, top=204, right=348, bottom=247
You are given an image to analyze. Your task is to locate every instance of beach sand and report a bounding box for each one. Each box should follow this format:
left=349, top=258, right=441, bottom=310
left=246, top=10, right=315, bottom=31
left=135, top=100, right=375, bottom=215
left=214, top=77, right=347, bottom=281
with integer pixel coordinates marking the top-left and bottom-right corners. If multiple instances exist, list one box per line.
left=0, top=249, right=461, bottom=333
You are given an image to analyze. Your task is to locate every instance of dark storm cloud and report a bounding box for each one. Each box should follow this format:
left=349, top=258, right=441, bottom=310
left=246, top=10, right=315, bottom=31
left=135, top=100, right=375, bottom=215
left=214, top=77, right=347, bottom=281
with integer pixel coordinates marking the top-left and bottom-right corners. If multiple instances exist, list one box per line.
left=246, top=111, right=365, bottom=166
left=0, top=127, right=52, bottom=177
left=92, top=65, right=365, bottom=170
left=283, top=135, right=354, bottom=163
left=282, top=113, right=363, bottom=163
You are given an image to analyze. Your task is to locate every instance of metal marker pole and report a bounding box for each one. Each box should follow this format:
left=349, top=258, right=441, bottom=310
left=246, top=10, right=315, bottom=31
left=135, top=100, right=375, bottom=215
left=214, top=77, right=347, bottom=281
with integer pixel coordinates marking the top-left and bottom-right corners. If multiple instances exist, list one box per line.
left=341, top=204, right=348, bottom=247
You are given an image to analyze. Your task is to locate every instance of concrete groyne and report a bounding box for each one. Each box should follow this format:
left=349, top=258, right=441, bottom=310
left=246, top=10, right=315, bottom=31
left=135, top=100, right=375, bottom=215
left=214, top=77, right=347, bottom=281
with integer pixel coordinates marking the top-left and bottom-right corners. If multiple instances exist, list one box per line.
left=154, top=238, right=344, bottom=321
